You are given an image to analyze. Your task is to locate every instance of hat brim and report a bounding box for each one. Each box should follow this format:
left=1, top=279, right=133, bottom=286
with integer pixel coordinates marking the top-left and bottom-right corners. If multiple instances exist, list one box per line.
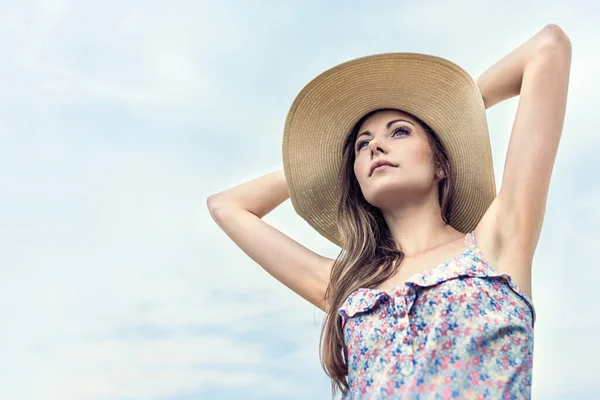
left=282, top=52, right=496, bottom=248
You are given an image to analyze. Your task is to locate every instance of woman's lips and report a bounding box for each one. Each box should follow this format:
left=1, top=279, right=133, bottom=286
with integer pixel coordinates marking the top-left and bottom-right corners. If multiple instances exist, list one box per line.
left=371, top=164, right=394, bottom=175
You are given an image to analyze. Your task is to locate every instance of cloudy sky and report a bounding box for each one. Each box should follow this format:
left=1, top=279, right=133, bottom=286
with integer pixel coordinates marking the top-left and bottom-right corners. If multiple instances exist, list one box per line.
left=1, top=1, right=598, bottom=399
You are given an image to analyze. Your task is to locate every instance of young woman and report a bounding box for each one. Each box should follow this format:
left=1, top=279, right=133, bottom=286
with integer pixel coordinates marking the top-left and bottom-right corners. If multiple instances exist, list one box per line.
left=207, top=24, right=571, bottom=399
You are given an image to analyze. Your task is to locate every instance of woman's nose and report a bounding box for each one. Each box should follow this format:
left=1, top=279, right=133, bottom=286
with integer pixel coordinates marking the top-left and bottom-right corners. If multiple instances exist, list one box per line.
left=368, top=138, right=385, bottom=153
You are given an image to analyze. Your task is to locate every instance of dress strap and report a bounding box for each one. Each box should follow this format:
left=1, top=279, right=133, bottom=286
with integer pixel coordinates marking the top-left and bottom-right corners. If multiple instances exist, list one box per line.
left=464, top=230, right=476, bottom=248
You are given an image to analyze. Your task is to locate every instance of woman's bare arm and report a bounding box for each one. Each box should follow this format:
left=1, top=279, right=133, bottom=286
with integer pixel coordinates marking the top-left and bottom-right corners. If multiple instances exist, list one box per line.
left=208, top=169, right=290, bottom=219
left=207, top=169, right=333, bottom=312
left=476, top=24, right=565, bottom=110
left=474, top=24, right=571, bottom=295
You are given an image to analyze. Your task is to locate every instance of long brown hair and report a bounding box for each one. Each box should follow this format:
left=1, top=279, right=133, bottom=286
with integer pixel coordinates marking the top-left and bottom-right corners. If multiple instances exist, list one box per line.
left=318, top=108, right=456, bottom=397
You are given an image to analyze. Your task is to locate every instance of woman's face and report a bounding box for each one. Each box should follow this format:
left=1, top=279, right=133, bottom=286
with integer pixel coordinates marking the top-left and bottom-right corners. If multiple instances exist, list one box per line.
left=353, top=109, right=438, bottom=209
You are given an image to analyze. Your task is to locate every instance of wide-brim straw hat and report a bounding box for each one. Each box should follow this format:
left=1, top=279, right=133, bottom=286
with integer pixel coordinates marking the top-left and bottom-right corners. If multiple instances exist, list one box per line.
left=282, top=52, right=496, bottom=248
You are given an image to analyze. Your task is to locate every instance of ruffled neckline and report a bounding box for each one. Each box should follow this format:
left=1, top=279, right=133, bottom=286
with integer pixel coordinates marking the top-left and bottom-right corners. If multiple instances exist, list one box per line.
left=337, top=230, right=536, bottom=325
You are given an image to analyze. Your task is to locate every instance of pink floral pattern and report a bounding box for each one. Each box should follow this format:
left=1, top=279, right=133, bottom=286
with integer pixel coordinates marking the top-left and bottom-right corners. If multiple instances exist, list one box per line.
left=338, top=230, right=535, bottom=399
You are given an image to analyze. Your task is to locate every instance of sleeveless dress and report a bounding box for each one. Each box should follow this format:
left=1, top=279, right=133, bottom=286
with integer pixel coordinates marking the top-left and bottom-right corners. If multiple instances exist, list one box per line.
left=337, top=230, right=536, bottom=400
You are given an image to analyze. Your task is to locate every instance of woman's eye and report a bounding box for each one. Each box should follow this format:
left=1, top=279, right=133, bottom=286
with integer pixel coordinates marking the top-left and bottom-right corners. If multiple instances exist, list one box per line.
left=392, top=127, right=410, bottom=136
left=356, top=128, right=410, bottom=151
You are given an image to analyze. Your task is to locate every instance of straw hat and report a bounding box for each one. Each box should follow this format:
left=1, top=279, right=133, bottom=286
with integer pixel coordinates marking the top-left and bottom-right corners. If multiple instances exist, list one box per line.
left=282, top=52, right=496, bottom=248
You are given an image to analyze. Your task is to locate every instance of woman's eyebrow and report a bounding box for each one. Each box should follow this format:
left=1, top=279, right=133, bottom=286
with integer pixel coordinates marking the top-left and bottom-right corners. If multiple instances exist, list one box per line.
left=356, top=119, right=415, bottom=142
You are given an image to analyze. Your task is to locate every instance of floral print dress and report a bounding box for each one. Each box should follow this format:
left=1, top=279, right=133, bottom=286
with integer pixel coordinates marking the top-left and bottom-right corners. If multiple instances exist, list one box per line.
left=337, top=230, right=536, bottom=400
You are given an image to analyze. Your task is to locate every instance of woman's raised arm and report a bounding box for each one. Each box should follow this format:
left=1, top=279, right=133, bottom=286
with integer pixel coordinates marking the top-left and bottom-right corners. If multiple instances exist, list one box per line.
left=207, top=169, right=334, bottom=312
left=475, top=24, right=571, bottom=293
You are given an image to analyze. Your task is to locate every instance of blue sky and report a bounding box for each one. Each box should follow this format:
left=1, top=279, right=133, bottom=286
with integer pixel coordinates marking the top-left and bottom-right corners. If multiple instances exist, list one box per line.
left=1, top=0, right=599, bottom=399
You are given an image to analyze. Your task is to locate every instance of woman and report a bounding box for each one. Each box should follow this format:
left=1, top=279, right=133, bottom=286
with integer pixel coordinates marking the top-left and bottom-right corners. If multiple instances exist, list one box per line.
left=207, top=24, right=571, bottom=399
